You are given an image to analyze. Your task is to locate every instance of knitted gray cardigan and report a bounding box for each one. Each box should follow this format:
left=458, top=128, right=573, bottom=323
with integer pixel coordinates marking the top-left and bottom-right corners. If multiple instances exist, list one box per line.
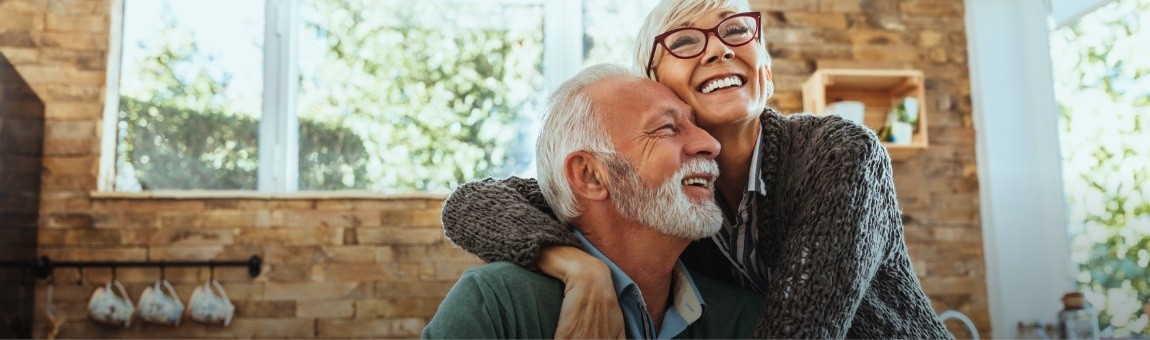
left=441, top=109, right=953, bottom=339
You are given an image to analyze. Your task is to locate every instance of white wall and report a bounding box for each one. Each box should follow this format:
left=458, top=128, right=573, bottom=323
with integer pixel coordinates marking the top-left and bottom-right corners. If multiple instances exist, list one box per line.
left=964, top=0, right=1076, bottom=337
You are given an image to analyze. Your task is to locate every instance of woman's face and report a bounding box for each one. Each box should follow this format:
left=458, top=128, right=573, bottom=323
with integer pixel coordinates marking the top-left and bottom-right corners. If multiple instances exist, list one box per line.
left=652, top=8, right=773, bottom=131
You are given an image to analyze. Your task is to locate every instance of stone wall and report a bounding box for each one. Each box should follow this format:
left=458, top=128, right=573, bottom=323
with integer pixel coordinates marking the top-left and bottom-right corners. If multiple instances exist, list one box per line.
left=1, top=0, right=987, bottom=338
left=34, top=195, right=476, bottom=338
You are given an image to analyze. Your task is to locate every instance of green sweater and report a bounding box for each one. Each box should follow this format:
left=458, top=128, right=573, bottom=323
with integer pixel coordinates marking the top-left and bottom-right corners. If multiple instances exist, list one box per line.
left=422, top=262, right=763, bottom=339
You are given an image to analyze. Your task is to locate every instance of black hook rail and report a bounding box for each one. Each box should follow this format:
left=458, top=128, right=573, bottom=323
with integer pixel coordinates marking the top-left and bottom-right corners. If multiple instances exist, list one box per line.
left=0, top=255, right=262, bottom=279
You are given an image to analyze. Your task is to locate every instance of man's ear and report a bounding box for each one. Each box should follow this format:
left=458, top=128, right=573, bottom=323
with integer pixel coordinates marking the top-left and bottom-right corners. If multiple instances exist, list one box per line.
left=564, top=151, right=610, bottom=201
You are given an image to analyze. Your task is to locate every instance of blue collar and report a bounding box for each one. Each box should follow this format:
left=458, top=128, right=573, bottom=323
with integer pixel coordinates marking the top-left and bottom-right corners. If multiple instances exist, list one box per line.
left=573, top=230, right=705, bottom=339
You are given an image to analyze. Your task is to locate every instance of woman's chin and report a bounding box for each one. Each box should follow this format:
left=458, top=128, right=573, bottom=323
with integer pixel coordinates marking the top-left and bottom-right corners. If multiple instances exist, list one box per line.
left=694, top=100, right=762, bottom=128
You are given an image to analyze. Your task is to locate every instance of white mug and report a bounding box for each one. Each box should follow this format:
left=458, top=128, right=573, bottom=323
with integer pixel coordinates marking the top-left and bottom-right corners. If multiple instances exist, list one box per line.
left=826, top=100, right=866, bottom=126
left=187, top=280, right=234, bottom=327
left=138, top=280, right=184, bottom=326
left=87, top=280, right=135, bottom=328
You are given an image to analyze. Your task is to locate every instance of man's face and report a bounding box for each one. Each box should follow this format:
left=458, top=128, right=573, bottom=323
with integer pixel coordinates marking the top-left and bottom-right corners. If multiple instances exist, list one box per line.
left=587, top=77, right=723, bottom=239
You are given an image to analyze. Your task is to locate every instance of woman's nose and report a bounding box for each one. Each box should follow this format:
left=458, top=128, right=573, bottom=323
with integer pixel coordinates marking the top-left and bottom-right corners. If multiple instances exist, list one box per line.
left=701, top=35, right=735, bottom=65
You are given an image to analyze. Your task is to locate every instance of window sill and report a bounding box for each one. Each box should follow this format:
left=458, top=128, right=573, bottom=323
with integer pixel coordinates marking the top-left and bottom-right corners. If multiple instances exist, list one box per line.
left=89, top=190, right=448, bottom=201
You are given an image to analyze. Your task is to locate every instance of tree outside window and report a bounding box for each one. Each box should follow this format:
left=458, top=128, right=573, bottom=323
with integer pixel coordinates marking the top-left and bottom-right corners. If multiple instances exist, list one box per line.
left=115, top=0, right=545, bottom=193
left=114, top=0, right=659, bottom=194
left=1050, top=0, right=1150, bottom=335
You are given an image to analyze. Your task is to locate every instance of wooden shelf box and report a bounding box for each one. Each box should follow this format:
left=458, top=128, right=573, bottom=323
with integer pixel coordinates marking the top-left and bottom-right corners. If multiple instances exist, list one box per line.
left=801, top=68, right=928, bottom=160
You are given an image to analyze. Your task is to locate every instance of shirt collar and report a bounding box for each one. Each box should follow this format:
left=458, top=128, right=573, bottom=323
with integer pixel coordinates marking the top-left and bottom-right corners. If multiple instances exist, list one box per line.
left=747, top=127, right=768, bottom=196
left=573, top=230, right=705, bottom=338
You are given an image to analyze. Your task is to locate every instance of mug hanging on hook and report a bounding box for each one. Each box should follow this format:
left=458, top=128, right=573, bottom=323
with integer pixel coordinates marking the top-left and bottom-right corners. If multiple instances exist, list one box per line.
left=87, top=271, right=134, bottom=328
left=138, top=264, right=183, bottom=327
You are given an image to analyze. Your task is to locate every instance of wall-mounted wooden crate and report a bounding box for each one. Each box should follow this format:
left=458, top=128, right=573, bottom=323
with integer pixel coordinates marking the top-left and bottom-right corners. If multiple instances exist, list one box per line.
left=801, top=68, right=928, bottom=160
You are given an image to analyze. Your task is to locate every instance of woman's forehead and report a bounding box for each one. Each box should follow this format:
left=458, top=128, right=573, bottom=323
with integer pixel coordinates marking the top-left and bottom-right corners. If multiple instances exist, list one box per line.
left=675, top=8, right=737, bottom=28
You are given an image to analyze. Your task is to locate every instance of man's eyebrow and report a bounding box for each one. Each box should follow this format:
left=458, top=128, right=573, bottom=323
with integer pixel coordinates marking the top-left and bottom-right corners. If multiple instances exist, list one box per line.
left=661, top=106, right=687, bottom=123
left=642, top=106, right=681, bottom=128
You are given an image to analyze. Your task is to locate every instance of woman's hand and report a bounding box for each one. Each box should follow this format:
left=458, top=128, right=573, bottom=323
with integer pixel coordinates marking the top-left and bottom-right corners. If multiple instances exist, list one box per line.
left=537, top=246, right=625, bottom=339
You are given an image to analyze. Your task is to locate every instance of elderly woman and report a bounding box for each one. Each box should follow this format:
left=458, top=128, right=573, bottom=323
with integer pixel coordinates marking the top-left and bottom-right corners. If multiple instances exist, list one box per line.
left=441, top=0, right=952, bottom=338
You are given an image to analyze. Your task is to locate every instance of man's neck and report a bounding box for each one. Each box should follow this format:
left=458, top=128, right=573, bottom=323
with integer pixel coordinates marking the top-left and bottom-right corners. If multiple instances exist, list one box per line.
left=576, top=213, right=689, bottom=330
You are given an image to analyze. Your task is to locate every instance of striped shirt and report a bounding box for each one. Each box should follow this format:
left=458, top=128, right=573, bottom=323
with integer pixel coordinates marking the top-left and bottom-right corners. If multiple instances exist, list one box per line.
left=711, top=130, right=770, bottom=293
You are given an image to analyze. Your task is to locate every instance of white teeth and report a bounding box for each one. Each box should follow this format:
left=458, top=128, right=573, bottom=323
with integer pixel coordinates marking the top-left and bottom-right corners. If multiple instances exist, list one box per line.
left=700, top=75, right=744, bottom=94
left=682, top=177, right=711, bottom=188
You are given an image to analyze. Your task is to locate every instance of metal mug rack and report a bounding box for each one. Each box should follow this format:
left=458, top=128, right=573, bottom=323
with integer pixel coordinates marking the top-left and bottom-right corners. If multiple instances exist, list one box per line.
left=0, top=255, right=263, bottom=280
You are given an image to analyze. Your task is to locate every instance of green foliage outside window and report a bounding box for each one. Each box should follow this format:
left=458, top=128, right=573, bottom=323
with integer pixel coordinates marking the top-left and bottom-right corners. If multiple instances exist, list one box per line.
left=1050, top=0, right=1150, bottom=335
left=117, top=0, right=541, bottom=192
left=295, top=0, right=541, bottom=192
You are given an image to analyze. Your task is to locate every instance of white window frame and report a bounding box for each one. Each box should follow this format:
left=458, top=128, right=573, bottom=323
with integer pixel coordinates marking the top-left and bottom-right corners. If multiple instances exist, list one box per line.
left=100, top=0, right=589, bottom=193
left=259, top=0, right=300, bottom=192
left=965, top=0, right=1077, bottom=337
left=99, top=0, right=126, bottom=192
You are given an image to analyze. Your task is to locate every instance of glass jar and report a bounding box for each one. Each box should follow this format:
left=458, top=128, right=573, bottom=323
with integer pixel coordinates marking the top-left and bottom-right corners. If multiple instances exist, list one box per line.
left=1058, top=292, right=1100, bottom=340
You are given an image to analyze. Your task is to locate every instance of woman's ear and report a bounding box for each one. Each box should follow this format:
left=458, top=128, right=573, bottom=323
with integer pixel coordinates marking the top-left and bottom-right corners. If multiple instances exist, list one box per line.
left=563, top=151, right=610, bottom=201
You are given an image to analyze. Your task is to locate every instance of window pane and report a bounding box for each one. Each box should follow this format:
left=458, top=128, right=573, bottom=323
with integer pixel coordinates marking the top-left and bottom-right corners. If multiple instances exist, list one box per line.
left=297, top=0, right=544, bottom=193
left=582, top=0, right=660, bottom=68
left=116, top=0, right=264, bottom=190
left=1050, top=0, right=1150, bottom=336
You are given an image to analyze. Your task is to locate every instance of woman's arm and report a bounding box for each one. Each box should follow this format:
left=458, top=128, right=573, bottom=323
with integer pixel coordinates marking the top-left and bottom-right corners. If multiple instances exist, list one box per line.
left=754, top=117, right=900, bottom=338
left=441, top=176, right=581, bottom=270
left=441, top=176, right=624, bottom=338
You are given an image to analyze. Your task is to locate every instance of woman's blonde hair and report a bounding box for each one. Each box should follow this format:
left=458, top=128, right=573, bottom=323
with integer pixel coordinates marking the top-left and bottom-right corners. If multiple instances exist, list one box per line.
left=634, top=0, right=767, bottom=79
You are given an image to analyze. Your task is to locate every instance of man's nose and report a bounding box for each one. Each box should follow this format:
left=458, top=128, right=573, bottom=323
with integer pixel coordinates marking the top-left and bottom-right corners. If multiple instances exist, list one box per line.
left=683, top=123, right=720, bottom=160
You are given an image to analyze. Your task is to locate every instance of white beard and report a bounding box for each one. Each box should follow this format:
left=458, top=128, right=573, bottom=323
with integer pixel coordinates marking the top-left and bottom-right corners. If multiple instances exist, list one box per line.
left=605, top=155, right=723, bottom=240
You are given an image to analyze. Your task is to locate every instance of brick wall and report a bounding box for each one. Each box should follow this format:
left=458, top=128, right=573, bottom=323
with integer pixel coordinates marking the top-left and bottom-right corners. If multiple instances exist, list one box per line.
left=34, top=196, right=477, bottom=338
left=752, top=0, right=988, bottom=337
left=1, top=0, right=987, bottom=338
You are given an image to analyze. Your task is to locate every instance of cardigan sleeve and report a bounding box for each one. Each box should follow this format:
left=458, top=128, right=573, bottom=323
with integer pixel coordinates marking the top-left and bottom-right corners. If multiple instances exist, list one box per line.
left=440, top=176, right=581, bottom=271
left=753, top=116, right=906, bottom=338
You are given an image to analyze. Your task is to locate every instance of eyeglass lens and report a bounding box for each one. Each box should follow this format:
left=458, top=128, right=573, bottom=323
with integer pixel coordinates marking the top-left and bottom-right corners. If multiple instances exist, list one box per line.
left=663, top=15, right=757, bottom=58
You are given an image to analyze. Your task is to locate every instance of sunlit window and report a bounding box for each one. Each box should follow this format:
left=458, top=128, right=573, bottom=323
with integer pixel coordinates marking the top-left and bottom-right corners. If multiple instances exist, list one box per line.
left=295, top=0, right=543, bottom=192
left=115, top=0, right=265, bottom=190
left=1050, top=0, right=1150, bottom=335
left=583, top=0, right=660, bottom=68
left=110, top=0, right=663, bottom=193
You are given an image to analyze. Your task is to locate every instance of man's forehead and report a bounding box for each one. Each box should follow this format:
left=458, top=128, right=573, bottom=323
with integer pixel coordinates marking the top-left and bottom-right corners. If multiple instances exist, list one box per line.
left=591, top=76, right=681, bottom=104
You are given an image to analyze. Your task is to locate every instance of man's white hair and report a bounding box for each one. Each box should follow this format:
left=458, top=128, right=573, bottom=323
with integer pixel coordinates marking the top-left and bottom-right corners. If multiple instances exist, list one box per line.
left=634, top=0, right=767, bottom=79
left=536, top=63, right=636, bottom=223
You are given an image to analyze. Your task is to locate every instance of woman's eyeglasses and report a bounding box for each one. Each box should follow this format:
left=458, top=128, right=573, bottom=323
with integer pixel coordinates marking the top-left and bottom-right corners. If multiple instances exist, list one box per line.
left=646, top=12, right=762, bottom=77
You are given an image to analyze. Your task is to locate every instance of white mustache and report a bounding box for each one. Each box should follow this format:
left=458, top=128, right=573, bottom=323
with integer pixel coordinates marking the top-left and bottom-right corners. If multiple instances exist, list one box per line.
left=671, top=158, right=719, bottom=185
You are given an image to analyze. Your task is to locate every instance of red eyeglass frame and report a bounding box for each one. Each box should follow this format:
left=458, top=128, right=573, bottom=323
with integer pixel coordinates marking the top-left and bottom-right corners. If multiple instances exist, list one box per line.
left=645, top=11, right=762, bottom=78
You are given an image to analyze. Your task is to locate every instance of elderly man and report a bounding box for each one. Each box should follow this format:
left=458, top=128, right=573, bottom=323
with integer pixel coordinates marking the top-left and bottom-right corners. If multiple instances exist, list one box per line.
left=422, top=64, right=762, bottom=339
